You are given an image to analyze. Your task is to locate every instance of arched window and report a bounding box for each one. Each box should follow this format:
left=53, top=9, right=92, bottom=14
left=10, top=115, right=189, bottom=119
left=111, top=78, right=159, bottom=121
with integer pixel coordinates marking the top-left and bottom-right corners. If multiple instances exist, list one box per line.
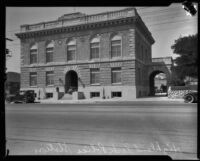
left=111, top=35, right=122, bottom=58
left=90, top=36, right=100, bottom=59
left=46, top=41, right=54, bottom=63
left=30, top=43, right=38, bottom=64
left=67, top=39, right=76, bottom=61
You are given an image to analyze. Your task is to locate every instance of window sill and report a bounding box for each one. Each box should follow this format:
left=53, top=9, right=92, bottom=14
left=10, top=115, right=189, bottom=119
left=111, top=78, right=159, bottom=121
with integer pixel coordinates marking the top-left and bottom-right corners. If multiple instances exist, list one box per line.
left=46, top=85, right=55, bottom=87
left=89, top=59, right=100, bottom=61
left=67, top=60, right=76, bottom=63
left=111, top=56, right=122, bottom=60
left=112, top=83, right=122, bottom=85
left=29, top=63, right=38, bottom=66
left=30, top=86, right=38, bottom=88
left=90, top=83, right=101, bottom=86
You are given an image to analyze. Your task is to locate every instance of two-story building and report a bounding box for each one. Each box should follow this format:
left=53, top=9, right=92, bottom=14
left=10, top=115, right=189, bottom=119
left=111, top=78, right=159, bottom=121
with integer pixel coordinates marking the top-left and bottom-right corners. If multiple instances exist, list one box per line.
left=16, top=7, right=155, bottom=100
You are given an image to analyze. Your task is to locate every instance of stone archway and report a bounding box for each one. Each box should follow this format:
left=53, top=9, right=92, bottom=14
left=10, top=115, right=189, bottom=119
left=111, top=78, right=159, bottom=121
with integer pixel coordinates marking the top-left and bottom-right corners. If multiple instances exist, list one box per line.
left=148, top=57, right=173, bottom=96
left=65, top=70, right=78, bottom=93
left=149, top=70, right=167, bottom=96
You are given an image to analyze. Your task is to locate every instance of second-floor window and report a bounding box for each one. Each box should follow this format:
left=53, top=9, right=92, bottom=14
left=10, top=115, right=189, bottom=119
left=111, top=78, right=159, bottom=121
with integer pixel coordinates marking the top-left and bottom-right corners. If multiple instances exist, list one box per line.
left=111, top=35, right=122, bottom=58
left=30, top=44, right=37, bottom=64
left=46, top=41, right=54, bottom=63
left=67, top=39, right=76, bottom=61
left=46, top=71, right=54, bottom=86
left=90, top=37, right=100, bottom=59
left=30, top=72, right=37, bottom=86
left=90, top=68, right=100, bottom=85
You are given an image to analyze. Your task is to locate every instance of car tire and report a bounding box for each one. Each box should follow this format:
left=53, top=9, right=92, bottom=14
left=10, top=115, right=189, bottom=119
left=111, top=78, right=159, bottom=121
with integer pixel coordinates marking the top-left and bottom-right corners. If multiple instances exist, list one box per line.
left=184, top=94, right=194, bottom=103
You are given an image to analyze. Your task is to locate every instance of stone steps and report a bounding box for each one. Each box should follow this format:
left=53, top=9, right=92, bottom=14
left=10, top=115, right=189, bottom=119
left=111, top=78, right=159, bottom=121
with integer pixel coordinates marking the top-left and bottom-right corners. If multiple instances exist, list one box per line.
left=60, top=93, right=73, bottom=100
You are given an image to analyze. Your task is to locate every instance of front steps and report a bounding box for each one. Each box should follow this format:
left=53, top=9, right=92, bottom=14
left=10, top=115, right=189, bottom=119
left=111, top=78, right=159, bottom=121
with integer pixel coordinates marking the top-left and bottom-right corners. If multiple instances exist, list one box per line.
left=60, top=93, right=73, bottom=100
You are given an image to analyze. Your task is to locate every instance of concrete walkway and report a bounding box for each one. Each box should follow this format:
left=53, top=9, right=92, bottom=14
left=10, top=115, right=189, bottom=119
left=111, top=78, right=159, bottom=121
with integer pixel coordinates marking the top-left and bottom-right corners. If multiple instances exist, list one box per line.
left=38, top=96, right=185, bottom=104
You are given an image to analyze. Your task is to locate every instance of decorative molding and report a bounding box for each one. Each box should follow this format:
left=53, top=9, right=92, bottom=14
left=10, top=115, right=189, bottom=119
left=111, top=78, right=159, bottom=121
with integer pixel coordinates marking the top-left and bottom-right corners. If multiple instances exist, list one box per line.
left=16, top=17, right=136, bottom=39
left=29, top=68, right=37, bottom=72
left=110, top=62, right=122, bottom=67
left=89, top=64, right=100, bottom=68
left=22, top=58, right=137, bottom=68
left=45, top=67, right=54, bottom=71
left=63, top=65, right=81, bottom=77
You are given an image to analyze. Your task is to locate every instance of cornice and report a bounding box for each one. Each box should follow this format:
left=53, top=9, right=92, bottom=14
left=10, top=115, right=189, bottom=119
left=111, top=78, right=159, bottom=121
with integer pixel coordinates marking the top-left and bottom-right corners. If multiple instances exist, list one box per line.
left=16, top=17, right=137, bottom=39
left=21, top=58, right=137, bottom=68
left=135, top=17, right=155, bottom=45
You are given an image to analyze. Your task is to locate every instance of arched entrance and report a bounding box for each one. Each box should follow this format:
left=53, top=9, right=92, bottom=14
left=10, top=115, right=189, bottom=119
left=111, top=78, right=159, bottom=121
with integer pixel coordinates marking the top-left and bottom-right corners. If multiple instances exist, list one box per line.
left=65, top=70, right=78, bottom=93
left=149, top=70, right=167, bottom=96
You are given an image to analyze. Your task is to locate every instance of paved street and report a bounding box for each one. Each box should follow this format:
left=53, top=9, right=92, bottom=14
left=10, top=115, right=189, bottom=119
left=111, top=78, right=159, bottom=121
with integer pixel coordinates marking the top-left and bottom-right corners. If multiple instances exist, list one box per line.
left=5, top=102, right=197, bottom=159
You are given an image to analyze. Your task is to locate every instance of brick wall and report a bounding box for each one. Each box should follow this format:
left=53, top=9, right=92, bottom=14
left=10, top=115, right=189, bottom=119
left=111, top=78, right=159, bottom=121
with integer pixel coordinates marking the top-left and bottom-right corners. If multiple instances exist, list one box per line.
left=20, top=24, right=137, bottom=66
left=19, top=21, right=154, bottom=100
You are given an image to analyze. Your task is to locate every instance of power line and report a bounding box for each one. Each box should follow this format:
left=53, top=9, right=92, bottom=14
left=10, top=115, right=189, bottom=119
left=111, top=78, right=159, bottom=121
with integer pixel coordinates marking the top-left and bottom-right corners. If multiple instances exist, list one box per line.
left=148, top=18, right=196, bottom=27
left=137, top=6, right=183, bottom=16
left=6, top=18, right=196, bottom=48
left=6, top=16, right=196, bottom=37
left=5, top=6, right=187, bottom=34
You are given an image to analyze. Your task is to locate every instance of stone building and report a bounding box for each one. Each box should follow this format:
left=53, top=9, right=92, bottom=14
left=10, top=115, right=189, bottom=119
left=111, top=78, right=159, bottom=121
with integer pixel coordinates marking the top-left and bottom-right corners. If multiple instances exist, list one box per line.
left=16, top=7, right=167, bottom=100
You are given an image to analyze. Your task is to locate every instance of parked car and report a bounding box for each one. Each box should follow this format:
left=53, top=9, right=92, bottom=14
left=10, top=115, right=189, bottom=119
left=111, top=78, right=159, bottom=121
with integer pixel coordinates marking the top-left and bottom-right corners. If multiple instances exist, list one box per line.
left=183, top=91, right=198, bottom=103
left=6, top=90, right=35, bottom=103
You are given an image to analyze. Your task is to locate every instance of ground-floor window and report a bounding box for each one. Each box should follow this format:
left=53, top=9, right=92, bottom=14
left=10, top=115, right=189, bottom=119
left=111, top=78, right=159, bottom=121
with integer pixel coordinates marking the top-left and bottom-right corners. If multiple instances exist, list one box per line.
left=30, top=72, right=37, bottom=87
left=111, top=67, right=121, bottom=84
left=90, top=68, right=100, bottom=85
left=111, top=91, right=122, bottom=98
left=90, top=92, right=100, bottom=98
left=46, top=71, right=54, bottom=86
left=46, top=93, right=53, bottom=98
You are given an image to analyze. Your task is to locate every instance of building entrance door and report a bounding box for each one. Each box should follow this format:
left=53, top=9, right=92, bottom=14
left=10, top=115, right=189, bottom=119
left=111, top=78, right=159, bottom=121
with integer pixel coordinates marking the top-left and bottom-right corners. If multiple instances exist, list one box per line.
left=65, top=70, right=78, bottom=93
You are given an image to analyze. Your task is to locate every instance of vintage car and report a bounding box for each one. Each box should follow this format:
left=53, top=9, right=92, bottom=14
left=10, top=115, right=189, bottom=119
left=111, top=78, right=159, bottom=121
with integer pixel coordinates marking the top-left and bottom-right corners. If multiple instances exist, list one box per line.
left=183, top=91, right=198, bottom=103
left=6, top=90, right=35, bottom=103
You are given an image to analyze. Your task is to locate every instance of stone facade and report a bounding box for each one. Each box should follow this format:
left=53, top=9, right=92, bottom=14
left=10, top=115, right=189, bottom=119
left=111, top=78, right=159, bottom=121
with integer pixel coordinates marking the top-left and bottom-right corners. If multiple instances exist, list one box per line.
left=16, top=7, right=156, bottom=100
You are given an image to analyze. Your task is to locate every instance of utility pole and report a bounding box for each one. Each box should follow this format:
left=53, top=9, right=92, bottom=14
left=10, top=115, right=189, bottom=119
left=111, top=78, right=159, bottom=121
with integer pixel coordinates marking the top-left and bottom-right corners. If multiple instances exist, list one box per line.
left=5, top=38, right=13, bottom=98
left=6, top=38, right=13, bottom=60
left=5, top=38, right=13, bottom=76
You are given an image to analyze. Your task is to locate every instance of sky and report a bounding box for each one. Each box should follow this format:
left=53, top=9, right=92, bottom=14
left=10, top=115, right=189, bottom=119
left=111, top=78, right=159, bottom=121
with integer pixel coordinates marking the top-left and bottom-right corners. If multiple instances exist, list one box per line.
left=6, top=4, right=198, bottom=73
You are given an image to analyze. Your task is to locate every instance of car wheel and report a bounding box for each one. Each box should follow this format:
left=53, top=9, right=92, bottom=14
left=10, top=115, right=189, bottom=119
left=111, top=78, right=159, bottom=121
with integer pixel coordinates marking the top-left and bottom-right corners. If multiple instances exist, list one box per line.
left=184, top=94, right=194, bottom=103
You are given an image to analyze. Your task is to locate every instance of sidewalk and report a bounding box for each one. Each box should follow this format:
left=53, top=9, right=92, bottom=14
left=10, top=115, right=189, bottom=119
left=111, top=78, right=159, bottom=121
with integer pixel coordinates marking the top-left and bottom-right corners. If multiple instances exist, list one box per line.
left=38, top=96, right=185, bottom=104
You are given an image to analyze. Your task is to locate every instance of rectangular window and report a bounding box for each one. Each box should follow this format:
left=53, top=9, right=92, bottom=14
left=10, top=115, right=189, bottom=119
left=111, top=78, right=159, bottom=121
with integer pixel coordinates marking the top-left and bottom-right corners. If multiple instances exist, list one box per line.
left=46, top=47, right=53, bottom=63
left=90, top=68, right=100, bottom=84
left=30, top=72, right=37, bottom=86
left=90, top=42, right=100, bottom=59
left=46, top=71, right=54, bottom=86
left=111, top=92, right=122, bottom=98
left=111, top=40, right=121, bottom=58
left=90, top=92, right=100, bottom=98
left=112, top=67, right=121, bottom=84
left=46, top=93, right=53, bottom=98
left=67, top=45, right=76, bottom=61
left=30, top=49, right=37, bottom=64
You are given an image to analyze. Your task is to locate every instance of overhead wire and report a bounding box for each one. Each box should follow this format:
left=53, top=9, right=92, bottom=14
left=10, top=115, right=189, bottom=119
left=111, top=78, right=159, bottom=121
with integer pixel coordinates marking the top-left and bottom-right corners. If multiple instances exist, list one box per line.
left=5, top=5, right=189, bottom=35
left=6, top=6, right=197, bottom=47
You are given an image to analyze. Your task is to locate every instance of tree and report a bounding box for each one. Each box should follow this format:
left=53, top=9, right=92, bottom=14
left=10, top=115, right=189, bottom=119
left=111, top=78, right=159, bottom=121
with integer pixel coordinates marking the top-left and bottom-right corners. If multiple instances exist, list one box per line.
left=171, top=34, right=197, bottom=80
